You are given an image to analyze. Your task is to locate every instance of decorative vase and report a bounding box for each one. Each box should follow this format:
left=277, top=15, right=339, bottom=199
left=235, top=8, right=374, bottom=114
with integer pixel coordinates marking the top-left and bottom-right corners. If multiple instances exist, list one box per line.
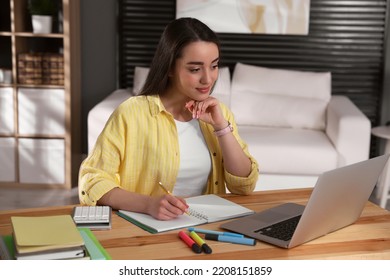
left=32, top=15, right=52, bottom=34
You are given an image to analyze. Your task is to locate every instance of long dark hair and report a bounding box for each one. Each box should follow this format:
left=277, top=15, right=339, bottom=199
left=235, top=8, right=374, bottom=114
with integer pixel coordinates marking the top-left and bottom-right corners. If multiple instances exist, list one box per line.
left=140, top=17, right=220, bottom=96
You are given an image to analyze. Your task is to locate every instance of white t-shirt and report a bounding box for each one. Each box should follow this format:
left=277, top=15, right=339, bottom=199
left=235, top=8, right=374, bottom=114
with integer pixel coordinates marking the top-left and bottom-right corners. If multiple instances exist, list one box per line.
left=173, top=118, right=212, bottom=197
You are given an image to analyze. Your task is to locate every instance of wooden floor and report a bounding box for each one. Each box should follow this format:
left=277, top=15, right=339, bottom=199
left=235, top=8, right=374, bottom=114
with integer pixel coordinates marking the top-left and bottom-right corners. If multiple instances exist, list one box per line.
left=0, top=186, right=389, bottom=211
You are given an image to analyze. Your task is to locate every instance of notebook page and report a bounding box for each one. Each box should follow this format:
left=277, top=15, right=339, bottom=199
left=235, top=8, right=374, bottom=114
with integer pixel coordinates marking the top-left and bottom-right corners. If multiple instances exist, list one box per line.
left=117, top=209, right=206, bottom=233
left=186, top=194, right=254, bottom=223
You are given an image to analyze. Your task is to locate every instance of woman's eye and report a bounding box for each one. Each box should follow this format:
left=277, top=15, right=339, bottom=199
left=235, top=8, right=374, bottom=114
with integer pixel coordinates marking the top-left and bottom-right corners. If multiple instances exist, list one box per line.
left=190, top=68, right=200, bottom=73
left=212, top=64, right=219, bottom=69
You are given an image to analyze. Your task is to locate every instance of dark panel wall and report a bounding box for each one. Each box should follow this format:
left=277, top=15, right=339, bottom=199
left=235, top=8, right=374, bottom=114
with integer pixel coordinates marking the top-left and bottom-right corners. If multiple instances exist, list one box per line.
left=81, top=0, right=117, bottom=154
left=118, top=0, right=389, bottom=155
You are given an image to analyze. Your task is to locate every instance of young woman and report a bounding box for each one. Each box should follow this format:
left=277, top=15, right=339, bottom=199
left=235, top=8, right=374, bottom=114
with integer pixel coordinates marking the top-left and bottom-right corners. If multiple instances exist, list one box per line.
left=78, top=17, right=259, bottom=220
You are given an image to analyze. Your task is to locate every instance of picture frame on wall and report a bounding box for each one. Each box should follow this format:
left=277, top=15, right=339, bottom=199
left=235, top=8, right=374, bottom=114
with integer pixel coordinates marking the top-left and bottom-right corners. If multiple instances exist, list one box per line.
left=176, top=0, right=311, bottom=35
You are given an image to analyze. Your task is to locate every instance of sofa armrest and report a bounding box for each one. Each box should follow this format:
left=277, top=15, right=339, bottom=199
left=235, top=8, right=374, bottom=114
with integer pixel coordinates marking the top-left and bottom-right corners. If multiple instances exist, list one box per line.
left=88, top=89, right=132, bottom=153
left=326, top=95, right=371, bottom=166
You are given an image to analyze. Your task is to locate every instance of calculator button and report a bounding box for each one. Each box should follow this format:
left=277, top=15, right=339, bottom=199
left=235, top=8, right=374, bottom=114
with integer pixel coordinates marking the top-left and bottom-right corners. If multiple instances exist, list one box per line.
left=95, top=206, right=102, bottom=219
left=88, top=206, right=96, bottom=220
left=73, top=207, right=83, bottom=220
left=102, top=206, right=110, bottom=220
left=81, top=206, right=89, bottom=220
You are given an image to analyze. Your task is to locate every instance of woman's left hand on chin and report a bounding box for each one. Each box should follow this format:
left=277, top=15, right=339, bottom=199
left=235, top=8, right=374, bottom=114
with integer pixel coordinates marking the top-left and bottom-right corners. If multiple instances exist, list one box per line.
left=185, top=97, right=227, bottom=130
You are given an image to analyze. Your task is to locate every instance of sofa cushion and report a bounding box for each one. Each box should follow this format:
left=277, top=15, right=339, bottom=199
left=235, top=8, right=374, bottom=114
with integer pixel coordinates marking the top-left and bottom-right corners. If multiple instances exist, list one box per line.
left=88, top=89, right=132, bottom=152
left=132, top=66, right=231, bottom=105
left=232, top=91, right=329, bottom=129
left=211, top=66, right=231, bottom=106
left=238, top=126, right=338, bottom=175
left=133, top=66, right=149, bottom=95
left=231, top=63, right=331, bottom=130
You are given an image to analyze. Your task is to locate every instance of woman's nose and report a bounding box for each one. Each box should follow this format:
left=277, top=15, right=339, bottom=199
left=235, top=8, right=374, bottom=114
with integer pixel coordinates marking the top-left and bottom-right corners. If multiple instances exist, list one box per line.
left=200, top=70, right=212, bottom=84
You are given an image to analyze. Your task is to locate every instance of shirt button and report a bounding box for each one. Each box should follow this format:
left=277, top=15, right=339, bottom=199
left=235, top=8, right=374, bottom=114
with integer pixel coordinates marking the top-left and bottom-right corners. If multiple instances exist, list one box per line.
left=215, top=181, right=218, bottom=185
left=213, top=152, right=217, bottom=156
left=81, top=191, right=85, bottom=195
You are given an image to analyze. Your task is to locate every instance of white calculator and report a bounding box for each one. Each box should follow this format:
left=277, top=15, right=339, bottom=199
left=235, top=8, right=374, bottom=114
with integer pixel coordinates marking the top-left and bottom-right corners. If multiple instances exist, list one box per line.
left=72, top=206, right=112, bottom=230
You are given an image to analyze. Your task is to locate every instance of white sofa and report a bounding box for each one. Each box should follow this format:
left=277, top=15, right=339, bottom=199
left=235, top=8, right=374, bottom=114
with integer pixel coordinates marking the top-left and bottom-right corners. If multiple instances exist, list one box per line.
left=88, top=63, right=371, bottom=191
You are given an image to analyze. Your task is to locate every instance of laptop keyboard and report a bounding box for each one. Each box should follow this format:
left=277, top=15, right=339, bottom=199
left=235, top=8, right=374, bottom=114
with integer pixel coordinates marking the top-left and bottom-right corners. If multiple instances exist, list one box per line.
left=254, top=215, right=301, bottom=241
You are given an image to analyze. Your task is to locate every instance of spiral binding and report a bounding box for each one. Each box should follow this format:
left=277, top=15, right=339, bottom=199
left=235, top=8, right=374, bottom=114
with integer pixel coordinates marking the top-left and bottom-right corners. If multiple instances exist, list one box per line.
left=187, top=207, right=208, bottom=221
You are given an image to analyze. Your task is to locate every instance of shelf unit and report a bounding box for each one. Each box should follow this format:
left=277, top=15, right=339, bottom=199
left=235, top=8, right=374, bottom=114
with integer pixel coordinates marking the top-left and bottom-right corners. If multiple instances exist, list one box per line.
left=0, top=0, right=81, bottom=189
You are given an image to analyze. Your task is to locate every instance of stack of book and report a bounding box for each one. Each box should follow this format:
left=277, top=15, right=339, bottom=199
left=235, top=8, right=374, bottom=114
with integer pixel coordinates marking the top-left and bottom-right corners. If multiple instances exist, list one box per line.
left=42, top=53, right=64, bottom=85
left=17, top=53, right=43, bottom=85
left=17, top=52, right=64, bottom=86
left=0, top=215, right=111, bottom=260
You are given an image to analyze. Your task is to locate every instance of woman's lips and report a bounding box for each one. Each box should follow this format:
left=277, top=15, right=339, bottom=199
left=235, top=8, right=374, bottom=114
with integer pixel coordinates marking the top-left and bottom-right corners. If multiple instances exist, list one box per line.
left=197, top=87, right=210, bottom=94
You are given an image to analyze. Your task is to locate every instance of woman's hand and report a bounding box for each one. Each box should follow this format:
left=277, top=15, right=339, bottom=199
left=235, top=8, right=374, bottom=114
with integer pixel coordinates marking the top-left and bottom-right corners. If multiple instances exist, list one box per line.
left=185, top=97, right=252, bottom=178
left=185, top=97, right=228, bottom=130
left=147, top=194, right=189, bottom=220
left=98, top=188, right=189, bottom=221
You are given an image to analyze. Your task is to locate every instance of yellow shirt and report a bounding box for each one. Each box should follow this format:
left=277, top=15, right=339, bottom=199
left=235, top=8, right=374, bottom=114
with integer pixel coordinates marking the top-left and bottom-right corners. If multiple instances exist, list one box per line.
left=79, top=95, right=259, bottom=205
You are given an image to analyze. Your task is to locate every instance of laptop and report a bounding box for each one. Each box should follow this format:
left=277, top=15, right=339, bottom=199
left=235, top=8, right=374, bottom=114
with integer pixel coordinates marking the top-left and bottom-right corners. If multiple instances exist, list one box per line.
left=221, top=154, right=390, bottom=248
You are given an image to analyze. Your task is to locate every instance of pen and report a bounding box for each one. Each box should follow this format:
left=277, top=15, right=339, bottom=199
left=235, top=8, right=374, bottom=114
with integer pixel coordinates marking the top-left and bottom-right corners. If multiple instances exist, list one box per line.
left=188, top=227, right=244, bottom=238
left=158, top=182, right=189, bottom=215
left=205, top=233, right=256, bottom=246
left=189, top=231, right=212, bottom=254
left=178, top=231, right=202, bottom=254
left=158, top=181, right=172, bottom=194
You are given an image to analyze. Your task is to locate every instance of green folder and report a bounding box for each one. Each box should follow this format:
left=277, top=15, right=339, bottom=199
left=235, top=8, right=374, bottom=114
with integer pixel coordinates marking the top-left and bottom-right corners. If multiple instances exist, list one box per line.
left=78, top=228, right=111, bottom=260
left=0, top=235, right=15, bottom=260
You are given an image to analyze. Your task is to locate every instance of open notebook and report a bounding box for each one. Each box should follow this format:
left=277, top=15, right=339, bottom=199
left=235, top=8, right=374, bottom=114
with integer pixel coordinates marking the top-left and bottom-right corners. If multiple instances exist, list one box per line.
left=117, top=194, right=254, bottom=233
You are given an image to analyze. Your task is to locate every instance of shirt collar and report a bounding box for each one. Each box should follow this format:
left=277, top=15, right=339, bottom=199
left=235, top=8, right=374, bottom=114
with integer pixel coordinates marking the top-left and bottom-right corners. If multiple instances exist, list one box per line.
left=146, top=95, right=208, bottom=130
left=146, top=95, right=166, bottom=117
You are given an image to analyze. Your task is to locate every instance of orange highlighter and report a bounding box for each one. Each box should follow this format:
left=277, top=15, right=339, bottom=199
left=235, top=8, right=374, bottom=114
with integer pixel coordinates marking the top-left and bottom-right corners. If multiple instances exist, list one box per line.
left=178, top=231, right=202, bottom=254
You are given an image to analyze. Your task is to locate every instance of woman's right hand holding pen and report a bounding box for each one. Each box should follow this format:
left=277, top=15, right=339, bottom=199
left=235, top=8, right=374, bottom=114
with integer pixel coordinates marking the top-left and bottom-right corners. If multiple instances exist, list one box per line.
left=147, top=194, right=189, bottom=220
left=97, top=182, right=188, bottom=220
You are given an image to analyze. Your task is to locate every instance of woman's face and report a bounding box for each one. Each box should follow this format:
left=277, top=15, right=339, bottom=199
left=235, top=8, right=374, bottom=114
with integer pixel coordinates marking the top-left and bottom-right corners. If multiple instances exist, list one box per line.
left=170, top=41, right=219, bottom=101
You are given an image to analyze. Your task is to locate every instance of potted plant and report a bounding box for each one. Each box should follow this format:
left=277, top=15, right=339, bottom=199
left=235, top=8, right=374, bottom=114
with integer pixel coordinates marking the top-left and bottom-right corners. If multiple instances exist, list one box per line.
left=28, top=0, right=57, bottom=34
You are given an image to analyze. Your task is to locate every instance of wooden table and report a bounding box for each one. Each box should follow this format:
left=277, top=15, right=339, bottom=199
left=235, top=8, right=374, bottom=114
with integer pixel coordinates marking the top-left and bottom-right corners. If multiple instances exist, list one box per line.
left=1, top=189, right=390, bottom=260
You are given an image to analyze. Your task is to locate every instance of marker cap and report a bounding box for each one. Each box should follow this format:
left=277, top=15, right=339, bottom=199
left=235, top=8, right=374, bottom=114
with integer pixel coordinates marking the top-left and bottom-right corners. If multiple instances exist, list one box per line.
left=178, top=231, right=202, bottom=253
left=189, top=230, right=212, bottom=254
left=201, top=243, right=212, bottom=254
left=191, top=243, right=202, bottom=253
